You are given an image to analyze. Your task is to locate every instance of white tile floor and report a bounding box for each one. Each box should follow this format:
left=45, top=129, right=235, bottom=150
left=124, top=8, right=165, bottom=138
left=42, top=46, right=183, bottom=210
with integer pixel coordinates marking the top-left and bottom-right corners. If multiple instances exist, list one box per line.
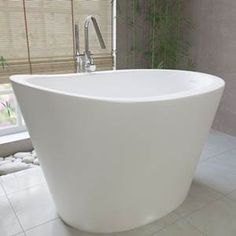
left=0, top=129, right=236, bottom=236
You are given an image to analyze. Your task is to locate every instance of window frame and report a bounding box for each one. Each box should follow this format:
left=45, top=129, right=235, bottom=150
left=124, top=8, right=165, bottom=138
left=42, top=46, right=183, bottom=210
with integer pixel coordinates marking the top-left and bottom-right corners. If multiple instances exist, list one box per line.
left=0, top=87, right=26, bottom=136
left=0, top=0, right=117, bottom=137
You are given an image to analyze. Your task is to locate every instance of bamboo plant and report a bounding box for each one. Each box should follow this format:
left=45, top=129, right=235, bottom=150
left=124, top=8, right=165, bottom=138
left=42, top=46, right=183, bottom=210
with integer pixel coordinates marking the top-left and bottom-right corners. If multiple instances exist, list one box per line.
left=0, top=56, right=7, bottom=69
left=0, top=56, right=14, bottom=120
left=117, top=0, right=194, bottom=70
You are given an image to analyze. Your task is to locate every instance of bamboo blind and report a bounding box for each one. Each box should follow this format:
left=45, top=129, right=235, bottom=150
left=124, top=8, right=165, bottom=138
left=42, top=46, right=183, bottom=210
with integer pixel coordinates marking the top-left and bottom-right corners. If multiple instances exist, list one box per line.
left=0, top=0, right=113, bottom=84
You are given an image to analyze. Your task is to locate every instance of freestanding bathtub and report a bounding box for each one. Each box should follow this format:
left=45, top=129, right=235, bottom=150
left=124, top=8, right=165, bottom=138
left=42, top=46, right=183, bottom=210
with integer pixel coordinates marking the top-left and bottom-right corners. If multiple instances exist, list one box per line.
left=11, top=69, right=224, bottom=233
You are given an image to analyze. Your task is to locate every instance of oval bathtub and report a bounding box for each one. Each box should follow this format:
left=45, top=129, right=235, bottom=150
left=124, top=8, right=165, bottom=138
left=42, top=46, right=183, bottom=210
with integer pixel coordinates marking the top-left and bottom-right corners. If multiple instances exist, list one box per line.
left=10, top=69, right=224, bottom=233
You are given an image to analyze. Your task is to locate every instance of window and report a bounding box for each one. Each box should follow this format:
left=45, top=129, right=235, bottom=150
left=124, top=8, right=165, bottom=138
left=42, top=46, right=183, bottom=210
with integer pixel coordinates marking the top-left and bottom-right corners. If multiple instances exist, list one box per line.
left=0, top=84, right=25, bottom=135
left=0, top=0, right=115, bottom=135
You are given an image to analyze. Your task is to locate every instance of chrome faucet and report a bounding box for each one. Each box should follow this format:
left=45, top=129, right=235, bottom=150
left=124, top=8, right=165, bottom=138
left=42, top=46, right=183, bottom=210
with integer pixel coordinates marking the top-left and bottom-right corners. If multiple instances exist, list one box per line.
left=74, top=15, right=106, bottom=73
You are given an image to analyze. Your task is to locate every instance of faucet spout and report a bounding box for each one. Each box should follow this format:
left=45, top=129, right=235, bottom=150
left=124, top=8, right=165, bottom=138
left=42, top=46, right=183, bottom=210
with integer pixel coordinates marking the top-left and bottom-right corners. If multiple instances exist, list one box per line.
left=84, top=15, right=106, bottom=54
left=74, top=15, right=106, bottom=73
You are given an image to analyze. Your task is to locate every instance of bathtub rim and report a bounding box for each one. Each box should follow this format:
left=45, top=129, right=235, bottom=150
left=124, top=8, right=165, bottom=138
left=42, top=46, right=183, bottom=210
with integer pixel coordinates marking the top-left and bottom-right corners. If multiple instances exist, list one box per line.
left=10, top=69, right=225, bottom=103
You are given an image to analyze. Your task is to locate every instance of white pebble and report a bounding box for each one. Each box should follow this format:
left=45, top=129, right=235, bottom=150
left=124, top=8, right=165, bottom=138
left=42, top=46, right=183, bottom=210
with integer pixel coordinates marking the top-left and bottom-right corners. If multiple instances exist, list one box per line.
left=5, top=156, right=14, bottom=162
left=14, top=158, right=22, bottom=163
left=0, top=163, right=30, bottom=175
left=0, top=157, right=4, bottom=161
left=14, top=152, right=32, bottom=159
left=33, top=158, right=40, bottom=165
left=0, top=160, right=12, bottom=166
left=31, top=150, right=37, bottom=158
left=22, top=155, right=35, bottom=164
left=32, top=152, right=37, bottom=158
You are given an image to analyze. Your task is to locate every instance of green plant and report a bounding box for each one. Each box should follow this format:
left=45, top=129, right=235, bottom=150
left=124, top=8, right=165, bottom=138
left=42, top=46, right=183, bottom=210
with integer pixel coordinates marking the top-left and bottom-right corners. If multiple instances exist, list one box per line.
left=147, top=0, right=193, bottom=69
left=0, top=56, right=14, bottom=120
left=1, top=101, right=15, bottom=118
left=117, top=0, right=194, bottom=70
left=0, top=56, right=7, bottom=69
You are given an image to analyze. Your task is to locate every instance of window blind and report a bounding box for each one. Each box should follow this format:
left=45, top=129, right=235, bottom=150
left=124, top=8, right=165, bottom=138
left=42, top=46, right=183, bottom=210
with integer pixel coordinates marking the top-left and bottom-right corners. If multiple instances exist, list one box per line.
left=0, top=0, right=113, bottom=84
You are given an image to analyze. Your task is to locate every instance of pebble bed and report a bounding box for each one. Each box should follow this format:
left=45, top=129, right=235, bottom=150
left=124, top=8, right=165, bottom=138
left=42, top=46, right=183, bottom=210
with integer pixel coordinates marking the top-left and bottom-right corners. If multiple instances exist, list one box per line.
left=0, top=150, right=40, bottom=175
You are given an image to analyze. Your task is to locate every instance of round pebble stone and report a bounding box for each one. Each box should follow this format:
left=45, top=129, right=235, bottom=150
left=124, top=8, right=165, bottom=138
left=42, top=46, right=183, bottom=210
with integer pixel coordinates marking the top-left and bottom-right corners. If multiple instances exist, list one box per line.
left=33, top=158, right=40, bottom=165
left=14, top=158, right=22, bottom=163
left=14, top=152, right=32, bottom=159
left=32, top=152, right=37, bottom=158
left=22, top=155, right=35, bottom=164
left=5, top=156, right=14, bottom=162
left=0, top=160, right=12, bottom=166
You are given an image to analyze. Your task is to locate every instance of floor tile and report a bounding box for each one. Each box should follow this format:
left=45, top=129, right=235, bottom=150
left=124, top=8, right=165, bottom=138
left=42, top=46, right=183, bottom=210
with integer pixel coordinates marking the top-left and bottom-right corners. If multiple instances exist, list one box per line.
left=1, top=129, right=236, bottom=236
left=175, top=180, right=223, bottom=217
left=115, top=212, right=179, bottom=236
left=201, top=130, right=236, bottom=161
left=25, top=213, right=179, bottom=236
left=0, top=167, right=46, bottom=194
left=186, top=197, right=236, bottom=236
left=15, top=167, right=46, bottom=186
left=0, top=195, right=23, bottom=236
left=25, top=218, right=113, bottom=236
left=0, top=174, right=20, bottom=195
left=226, top=190, right=236, bottom=201
left=213, top=148, right=236, bottom=168
left=194, top=157, right=236, bottom=194
left=8, top=184, right=57, bottom=231
left=152, top=219, right=203, bottom=236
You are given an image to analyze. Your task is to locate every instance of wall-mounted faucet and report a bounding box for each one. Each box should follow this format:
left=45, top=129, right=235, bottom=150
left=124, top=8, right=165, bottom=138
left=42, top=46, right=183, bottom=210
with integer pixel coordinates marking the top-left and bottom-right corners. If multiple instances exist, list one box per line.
left=74, top=15, right=106, bottom=73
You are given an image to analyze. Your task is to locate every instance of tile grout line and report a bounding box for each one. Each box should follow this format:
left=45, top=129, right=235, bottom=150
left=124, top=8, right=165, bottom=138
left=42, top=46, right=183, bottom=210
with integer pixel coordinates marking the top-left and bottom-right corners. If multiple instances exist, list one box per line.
left=176, top=201, right=216, bottom=235
left=148, top=216, right=205, bottom=236
left=0, top=171, right=48, bottom=235
left=223, top=190, right=236, bottom=203
left=6, top=182, right=57, bottom=234
left=2, top=181, right=46, bottom=196
left=181, top=218, right=207, bottom=236
left=0, top=181, right=5, bottom=197
left=224, top=187, right=236, bottom=197
left=23, top=217, right=59, bottom=234
left=174, top=187, right=236, bottom=236
left=200, top=146, right=236, bottom=163
left=176, top=184, right=236, bottom=219
left=192, top=181, right=225, bottom=199
left=1, top=183, right=25, bottom=235
left=151, top=203, right=213, bottom=235
left=160, top=176, right=236, bottom=236
left=12, top=232, right=26, bottom=236
left=0, top=171, right=22, bottom=195
left=148, top=218, right=182, bottom=236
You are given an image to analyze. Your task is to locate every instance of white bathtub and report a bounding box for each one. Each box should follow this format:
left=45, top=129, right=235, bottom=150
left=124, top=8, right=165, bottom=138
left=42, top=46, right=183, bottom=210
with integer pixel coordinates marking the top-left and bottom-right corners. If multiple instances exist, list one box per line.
left=11, top=69, right=224, bottom=233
